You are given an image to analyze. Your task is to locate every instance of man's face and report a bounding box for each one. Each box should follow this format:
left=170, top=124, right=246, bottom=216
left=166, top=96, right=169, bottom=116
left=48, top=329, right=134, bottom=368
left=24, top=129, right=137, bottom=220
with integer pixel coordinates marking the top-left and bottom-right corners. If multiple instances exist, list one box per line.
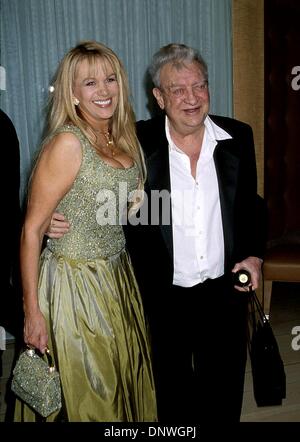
left=153, top=61, right=210, bottom=135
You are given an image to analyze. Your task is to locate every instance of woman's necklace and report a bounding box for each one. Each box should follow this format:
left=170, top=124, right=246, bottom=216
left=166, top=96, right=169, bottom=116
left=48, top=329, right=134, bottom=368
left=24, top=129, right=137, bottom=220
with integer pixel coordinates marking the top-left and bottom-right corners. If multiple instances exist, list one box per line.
left=102, top=131, right=115, bottom=156
left=93, top=129, right=116, bottom=157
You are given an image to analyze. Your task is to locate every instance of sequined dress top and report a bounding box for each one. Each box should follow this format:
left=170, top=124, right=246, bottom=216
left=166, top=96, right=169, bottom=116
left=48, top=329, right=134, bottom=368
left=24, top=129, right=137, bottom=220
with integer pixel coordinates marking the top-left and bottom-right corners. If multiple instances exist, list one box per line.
left=47, top=125, right=138, bottom=259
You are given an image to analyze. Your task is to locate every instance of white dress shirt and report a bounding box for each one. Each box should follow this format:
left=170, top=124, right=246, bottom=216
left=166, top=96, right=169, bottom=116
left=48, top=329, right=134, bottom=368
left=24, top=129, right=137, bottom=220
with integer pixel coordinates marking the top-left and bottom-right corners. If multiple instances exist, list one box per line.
left=166, top=115, right=232, bottom=287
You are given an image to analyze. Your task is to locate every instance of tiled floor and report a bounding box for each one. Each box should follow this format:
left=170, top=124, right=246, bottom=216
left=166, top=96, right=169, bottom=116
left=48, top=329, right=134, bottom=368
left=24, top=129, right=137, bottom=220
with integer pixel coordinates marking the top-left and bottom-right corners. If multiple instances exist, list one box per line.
left=1, top=282, right=300, bottom=422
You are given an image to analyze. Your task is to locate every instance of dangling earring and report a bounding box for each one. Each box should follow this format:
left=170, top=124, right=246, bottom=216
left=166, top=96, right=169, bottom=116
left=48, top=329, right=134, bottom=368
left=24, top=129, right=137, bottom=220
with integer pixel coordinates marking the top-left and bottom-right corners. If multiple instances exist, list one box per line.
left=73, top=98, right=79, bottom=106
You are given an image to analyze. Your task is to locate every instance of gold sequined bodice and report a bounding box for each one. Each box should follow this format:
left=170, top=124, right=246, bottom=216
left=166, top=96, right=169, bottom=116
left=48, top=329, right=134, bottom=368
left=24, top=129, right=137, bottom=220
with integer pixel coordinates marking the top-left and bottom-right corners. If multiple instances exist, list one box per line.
left=47, top=125, right=139, bottom=259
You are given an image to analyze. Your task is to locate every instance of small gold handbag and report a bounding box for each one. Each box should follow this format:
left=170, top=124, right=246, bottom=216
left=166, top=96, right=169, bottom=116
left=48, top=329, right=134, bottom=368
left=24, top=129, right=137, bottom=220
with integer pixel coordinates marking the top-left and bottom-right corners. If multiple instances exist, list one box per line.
left=11, top=347, right=62, bottom=418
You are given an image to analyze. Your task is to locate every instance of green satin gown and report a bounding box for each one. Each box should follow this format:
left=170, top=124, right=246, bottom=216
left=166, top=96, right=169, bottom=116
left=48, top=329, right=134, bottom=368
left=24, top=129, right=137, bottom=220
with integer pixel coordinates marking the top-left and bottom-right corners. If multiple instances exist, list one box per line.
left=14, top=125, right=157, bottom=422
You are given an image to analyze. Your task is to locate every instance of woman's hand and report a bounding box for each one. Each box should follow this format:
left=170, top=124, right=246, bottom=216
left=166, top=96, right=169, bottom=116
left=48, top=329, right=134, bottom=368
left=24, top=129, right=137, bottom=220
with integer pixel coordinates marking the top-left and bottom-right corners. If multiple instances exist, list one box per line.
left=45, top=212, right=70, bottom=238
left=24, top=308, right=48, bottom=354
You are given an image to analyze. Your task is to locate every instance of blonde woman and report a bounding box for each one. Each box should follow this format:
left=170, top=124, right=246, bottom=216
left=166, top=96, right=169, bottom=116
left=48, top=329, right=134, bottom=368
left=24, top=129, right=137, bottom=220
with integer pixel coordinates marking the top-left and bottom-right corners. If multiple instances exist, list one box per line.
left=14, top=41, right=156, bottom=422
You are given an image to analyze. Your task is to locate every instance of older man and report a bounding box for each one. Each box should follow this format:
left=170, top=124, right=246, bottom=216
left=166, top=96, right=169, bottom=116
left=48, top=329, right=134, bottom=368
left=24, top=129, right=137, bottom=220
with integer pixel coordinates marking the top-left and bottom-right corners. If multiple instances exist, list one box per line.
left=126, top=44, right=264, bottom=422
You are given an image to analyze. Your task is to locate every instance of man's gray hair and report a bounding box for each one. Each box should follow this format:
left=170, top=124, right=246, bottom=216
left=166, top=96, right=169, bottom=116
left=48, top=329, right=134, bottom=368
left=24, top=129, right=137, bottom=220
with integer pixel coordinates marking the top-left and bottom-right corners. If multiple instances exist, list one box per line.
left=149, top=43, right=208, bottom=88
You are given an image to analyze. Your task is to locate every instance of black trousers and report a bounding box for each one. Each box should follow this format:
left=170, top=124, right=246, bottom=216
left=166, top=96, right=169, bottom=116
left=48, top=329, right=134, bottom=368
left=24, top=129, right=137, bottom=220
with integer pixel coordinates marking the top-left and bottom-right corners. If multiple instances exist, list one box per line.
left=146, top=274, right=248, bottom=423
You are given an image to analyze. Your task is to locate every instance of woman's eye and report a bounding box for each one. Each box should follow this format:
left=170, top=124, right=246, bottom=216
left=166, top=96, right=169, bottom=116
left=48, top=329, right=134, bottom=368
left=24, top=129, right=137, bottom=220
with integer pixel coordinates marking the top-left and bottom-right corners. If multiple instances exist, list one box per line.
left=107, top=76, right=117, bottom=83
left=86, top=81, right=96, bottom=86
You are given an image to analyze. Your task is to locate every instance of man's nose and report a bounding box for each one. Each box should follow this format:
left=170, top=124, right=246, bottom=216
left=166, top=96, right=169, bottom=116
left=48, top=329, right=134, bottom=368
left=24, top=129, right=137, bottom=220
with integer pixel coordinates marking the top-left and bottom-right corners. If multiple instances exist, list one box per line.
left=185, top=87, right=198, bottom=103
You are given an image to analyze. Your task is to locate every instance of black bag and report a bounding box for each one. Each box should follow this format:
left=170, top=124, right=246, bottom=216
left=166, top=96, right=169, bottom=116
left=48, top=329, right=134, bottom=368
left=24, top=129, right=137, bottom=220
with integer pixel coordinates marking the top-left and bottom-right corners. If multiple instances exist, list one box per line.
left=247, top=290, right=286, bottom=406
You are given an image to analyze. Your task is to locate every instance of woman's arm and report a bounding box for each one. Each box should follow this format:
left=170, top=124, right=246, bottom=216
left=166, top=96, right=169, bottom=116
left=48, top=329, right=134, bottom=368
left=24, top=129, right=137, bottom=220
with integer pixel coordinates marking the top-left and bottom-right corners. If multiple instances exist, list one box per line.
left=21, top=132, right=81, bottom=353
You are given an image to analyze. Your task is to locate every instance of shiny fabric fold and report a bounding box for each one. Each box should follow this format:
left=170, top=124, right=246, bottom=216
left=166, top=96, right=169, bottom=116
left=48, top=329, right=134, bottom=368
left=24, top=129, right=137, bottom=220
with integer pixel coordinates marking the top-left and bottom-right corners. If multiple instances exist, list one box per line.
left=14, top=248, right=157, bottom=422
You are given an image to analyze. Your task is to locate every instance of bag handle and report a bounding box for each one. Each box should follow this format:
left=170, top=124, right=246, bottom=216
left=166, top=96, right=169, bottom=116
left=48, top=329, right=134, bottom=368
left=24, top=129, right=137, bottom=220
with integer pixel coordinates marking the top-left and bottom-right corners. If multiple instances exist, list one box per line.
left=26, top=346, right=56, bottom=373
left=249, top=288, right=269, bottom=325
left=247, top=286, right=271, bottom=355
left=235, top=269, right=268, bottom=325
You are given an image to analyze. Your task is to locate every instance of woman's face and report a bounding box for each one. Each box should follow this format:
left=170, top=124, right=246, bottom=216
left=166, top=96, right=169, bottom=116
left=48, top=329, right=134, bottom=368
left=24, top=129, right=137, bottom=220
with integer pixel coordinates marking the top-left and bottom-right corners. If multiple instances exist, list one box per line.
left=73, top=58, right=119, bottom=129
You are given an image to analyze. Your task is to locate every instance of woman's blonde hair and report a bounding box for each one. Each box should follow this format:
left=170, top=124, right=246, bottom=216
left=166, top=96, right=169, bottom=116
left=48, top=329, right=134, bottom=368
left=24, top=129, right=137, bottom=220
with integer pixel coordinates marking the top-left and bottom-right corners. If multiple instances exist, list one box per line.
left=44, top=40, right=146, bottom=212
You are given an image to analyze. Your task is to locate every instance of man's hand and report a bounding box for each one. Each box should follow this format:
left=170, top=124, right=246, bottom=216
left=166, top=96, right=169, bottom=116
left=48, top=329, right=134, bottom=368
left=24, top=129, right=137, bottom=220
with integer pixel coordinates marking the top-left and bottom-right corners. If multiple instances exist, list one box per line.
left=232, top=256, right=263, bottom=292
left=45, top=212, right=70, bottom=238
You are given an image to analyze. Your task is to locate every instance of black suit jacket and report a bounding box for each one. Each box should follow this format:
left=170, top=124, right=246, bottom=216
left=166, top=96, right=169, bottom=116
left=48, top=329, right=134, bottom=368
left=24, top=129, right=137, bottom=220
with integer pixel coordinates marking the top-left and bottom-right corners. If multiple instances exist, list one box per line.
left=125, top=114, right=265, bottom=304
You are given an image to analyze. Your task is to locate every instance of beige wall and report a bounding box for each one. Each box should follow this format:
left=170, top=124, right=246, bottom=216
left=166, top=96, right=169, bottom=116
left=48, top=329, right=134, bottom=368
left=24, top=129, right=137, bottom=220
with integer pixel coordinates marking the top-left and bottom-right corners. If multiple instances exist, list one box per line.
left=232, top=0, right=264, bottom=196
